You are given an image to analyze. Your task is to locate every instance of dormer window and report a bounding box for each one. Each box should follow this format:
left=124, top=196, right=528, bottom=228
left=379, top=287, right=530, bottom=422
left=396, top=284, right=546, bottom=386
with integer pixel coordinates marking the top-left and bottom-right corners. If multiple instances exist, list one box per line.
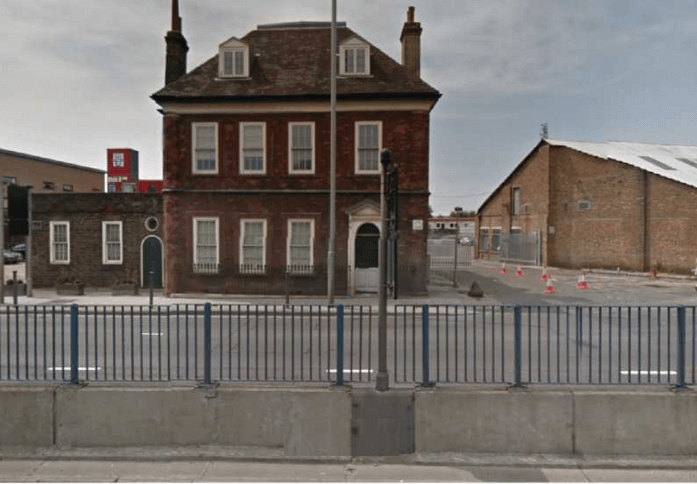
left=219, top=38, right=249, bottom=78
left=339, top=37, right=370, bottom=76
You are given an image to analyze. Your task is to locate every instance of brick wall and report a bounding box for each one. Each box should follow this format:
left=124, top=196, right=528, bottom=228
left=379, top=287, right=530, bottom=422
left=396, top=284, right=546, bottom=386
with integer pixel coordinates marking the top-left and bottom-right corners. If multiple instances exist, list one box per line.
left=163, top=192, right=428, bottom=295
left=477, top=143, right=550, bottom=263
left=163, top=110, right=430, bottom=192
left=31, top=194, right=163, bottom=288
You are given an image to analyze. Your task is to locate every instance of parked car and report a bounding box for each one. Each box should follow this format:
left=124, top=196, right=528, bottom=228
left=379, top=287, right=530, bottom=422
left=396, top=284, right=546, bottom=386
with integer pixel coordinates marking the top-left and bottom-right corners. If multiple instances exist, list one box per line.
left=460, top=237, right=474, bottom=246
left=11, top=243, right=26, bottom=260
left=3, top=250, right=22, bottom=264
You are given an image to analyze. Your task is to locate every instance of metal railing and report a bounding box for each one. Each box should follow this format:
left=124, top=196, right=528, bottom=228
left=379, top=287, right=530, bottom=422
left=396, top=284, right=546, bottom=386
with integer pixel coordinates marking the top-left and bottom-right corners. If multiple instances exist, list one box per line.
left=0, top=304, right=695, bottom=387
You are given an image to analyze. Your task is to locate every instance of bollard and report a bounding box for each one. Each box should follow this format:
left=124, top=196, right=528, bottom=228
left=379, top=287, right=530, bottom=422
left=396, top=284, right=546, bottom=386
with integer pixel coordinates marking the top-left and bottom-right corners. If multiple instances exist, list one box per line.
left=336, top=305, right=344, bottom=386
left=12, top=270, right=17, bottom=305
left=149, top=269, right=154, bottom=307
left=421, top=304, right=433, bottom=386
left=675, top=306, right=687, bottom=390
left=203, top=302, right=212, bottom=385
left=513, top=306, right=522, bottom=387
left=70, top=304, right=79, bottom=385
left=285, top=268, right=290, bottom=305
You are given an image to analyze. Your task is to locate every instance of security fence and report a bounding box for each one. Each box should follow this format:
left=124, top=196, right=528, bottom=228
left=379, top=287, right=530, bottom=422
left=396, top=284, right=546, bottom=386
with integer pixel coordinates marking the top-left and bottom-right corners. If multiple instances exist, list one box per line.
left=0, top=304, right=695, bottom=387
left=498, top=231, right=542, bottom=266
left=427, top=238, right=473, bottom=269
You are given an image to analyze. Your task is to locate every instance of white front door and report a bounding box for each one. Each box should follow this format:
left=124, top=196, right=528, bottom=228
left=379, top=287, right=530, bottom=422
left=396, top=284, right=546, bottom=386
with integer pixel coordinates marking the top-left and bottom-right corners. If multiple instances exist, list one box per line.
left=355, top=223, right=379, bottom=293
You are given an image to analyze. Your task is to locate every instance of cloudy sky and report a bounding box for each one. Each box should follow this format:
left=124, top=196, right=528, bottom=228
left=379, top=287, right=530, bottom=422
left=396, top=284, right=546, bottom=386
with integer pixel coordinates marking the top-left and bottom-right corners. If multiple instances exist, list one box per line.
left=1, top=1, right=696, bottom=215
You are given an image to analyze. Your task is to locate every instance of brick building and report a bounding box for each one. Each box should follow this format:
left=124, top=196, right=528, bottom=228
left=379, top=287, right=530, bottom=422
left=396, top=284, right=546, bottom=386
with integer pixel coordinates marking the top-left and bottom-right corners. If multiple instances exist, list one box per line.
left=31, top=194, right=163, bottom=288
left=477, top=139, right=697, bottom=274
left=151, top=3, right=440, bottom=295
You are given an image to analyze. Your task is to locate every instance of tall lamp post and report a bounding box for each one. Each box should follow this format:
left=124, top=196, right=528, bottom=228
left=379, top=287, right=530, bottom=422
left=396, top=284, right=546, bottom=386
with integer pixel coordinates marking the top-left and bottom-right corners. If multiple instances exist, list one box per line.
left=376, top=148, right=392, bottom=391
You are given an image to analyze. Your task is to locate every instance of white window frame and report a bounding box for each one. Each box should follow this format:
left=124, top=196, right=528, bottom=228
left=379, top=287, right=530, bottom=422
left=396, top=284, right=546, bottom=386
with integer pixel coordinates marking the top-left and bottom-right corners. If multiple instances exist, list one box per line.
left=355, top=121, right=382, bottom=174
left=102, top=221, right=123, bottom=265
left=192, top=122, right=219, bottom=175
left=288, top=122, right=315, bottom=174
left=512, top=187, right=520, bottom=216
left=49, top=221, right=70, bottom=265
left=339, top=38, right=370, bottom=76
left=240, top=219, right=267, bottom=274
left=218, top=40, right=249, bottom=78
left=287, top=219, right=314, bottom=274
left=193, top=217, right=220, bottom=274
left=240, top=122, right=266, bottom=175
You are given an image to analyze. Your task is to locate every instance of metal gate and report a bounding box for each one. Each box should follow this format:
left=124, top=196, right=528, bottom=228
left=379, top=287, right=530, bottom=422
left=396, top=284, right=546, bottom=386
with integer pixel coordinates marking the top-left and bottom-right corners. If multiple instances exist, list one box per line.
left=499, top=231, right=541, bottom=266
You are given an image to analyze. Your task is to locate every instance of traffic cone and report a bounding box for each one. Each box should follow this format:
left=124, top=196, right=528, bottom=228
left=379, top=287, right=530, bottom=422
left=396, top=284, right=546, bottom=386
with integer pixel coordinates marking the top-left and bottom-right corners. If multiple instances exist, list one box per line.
left=576, top=270, right=589, bottom=290
left=544, top=278, right=555, bottom=295
left=515, top=265, right=524, bottom=277
left=539, top=267, right=549, bottom=282
left=499, top=262, right=507, bottom=275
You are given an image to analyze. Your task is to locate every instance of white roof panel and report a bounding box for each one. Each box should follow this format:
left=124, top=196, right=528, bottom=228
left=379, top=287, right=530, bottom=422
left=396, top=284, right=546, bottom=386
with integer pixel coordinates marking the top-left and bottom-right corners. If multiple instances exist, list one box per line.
left=546, top=139, right=697, bottom=189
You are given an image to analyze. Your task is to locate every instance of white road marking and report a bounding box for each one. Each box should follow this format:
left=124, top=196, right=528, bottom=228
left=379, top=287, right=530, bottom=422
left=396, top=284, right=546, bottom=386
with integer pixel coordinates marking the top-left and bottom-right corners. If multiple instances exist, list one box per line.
left=47, top=367, right=101, bottom=371
left=142, top=333, right=164, bottom=336
left=620, top=370, right=677, bottom=376
left=327, top=369, right=373, bottom=374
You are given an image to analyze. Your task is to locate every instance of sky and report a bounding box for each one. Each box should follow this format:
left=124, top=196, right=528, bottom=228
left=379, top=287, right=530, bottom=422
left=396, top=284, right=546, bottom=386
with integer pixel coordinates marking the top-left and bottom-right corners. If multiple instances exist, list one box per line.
left=1, top=1, right=697, bottom=216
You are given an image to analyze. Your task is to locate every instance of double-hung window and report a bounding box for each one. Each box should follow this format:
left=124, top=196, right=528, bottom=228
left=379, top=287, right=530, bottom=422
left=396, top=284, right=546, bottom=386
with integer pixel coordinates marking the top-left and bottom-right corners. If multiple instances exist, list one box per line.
left=240, top=123, right=265, bottom=174
left=222, top=48, right=246, bottom=77
left=50, top=221, right=70, bottom=264
left=193, top=218, right=219, bottom=274
left=287, top=220, right=314, bottom=274
left=355, top=122, right=381, bottom=173
left=339, top=38, right=370, bottom=76
left=240, top=220, right=266, bottom=274
left=192, top=122, right=218, bottom=174
left=102, top=221, right=123, bottom=265
left=289, top=122, right=314, bottom=174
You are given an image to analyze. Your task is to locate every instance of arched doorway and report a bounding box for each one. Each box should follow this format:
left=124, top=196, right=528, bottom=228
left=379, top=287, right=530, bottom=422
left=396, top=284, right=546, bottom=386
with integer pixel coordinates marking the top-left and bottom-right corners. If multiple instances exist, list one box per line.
left=141, top=236, right=163, bottom=288
left=354, top=223, right=379, bottom=293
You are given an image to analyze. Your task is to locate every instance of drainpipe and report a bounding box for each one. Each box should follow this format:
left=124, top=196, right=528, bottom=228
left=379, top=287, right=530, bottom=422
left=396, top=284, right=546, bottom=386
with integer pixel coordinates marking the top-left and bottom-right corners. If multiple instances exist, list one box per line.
left=642, top=171, right=649, bottom=272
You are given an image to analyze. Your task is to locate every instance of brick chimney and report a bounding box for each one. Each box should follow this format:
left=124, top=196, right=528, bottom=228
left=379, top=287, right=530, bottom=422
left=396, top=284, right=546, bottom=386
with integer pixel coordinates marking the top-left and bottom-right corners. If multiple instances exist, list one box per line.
left=400, top=6, right=422, bottom=81
left=164, top=0, right=188, bottom=85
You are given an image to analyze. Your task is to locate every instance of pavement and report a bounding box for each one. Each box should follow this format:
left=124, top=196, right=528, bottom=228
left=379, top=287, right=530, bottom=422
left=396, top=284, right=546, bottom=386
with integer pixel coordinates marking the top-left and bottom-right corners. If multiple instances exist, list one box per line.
left=3, top=260, right=697, bottom=308
left=4, top=449, right=697, bottom=481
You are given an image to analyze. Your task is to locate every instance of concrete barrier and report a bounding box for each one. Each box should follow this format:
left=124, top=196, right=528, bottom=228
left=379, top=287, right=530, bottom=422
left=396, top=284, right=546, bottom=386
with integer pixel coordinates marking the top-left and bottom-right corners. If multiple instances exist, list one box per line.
left=54, top=385, right=351, bottom=457
left=4, top=384, right=697, bottom=457
left=0, top=386, right=55, bottom=447
left=415, top=387, right=574, bottom=454
left=574, top=390, right=697, bottom=455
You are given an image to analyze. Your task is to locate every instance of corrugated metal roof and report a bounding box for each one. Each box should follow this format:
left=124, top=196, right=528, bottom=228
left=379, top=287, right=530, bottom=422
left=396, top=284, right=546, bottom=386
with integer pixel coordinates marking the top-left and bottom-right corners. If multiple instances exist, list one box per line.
left=546, top=139, right=697, bottom=189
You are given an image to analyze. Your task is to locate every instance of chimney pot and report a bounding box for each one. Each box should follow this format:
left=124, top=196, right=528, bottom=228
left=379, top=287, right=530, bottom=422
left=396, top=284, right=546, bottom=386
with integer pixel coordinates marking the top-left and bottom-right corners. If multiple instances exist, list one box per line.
left=407, top=6, right=415, bottom=23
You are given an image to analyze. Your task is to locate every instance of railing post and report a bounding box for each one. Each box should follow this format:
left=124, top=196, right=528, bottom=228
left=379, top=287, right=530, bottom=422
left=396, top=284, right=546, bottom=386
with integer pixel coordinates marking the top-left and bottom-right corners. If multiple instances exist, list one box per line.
left=421, top=304, right=433, bottom=386
left=336, top=305, right=344, bottom=386
left=675, top=306, right=687, bottom=390
left=203, top=302, right=212, bottom=385
left=513, top=306, right=523, bottom=387
left=70, top=304, right=79, bottom=385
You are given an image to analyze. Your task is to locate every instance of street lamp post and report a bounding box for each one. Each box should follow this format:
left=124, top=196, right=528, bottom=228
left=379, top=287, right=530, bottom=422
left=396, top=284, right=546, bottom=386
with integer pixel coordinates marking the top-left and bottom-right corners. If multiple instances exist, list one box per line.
left=375, top=148, right=393, bottom=392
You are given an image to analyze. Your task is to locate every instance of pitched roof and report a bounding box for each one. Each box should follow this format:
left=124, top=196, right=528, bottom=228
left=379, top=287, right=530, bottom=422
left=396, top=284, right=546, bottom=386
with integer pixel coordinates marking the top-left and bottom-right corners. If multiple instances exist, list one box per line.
left=477, top=139, right=697, bottom=214
left=152, top=24, right=440, bottom=102
left=0, top=147, right=105, bottom=174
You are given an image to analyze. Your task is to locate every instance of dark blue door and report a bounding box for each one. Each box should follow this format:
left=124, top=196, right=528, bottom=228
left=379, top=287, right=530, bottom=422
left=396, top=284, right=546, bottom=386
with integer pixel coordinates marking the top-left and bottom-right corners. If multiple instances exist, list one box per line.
left=142, top=237, right=163, bottom=288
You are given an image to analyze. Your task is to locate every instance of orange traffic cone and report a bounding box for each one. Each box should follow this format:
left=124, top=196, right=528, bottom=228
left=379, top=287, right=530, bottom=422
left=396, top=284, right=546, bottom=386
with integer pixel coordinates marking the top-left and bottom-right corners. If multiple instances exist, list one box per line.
left=499, top=262, right=507, bottom=275
left=515, top=265, right=524, bottom=277
left=544, top=278, right=555, bottom=295
left=539, top=267, right=549, bottom=282
left=576, top=270, right=589, bottom=290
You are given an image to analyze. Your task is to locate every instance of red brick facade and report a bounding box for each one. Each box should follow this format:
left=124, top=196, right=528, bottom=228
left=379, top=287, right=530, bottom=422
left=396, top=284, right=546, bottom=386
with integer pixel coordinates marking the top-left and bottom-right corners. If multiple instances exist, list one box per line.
left=153, top=16, right=439, bottom=296
left=478, top=141, right=697, bottom=274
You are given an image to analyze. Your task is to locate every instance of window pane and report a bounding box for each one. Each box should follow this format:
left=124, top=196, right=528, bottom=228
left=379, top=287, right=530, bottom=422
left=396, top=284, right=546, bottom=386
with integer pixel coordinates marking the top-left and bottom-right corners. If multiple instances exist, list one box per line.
left=54, top=224, right=66, bottom=243
left=355, top=48, right=366, bottom=73
left=234, top=51, right=244, bottom=75
left=223, top=51, right=233, bottom=75
left=197, top=126, right=215, bottom=149
left=345, top=48, right=354, bottom=73
left=244, top=125, right=263, bottom=149
left=106, top=224, right=120, bottom=242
